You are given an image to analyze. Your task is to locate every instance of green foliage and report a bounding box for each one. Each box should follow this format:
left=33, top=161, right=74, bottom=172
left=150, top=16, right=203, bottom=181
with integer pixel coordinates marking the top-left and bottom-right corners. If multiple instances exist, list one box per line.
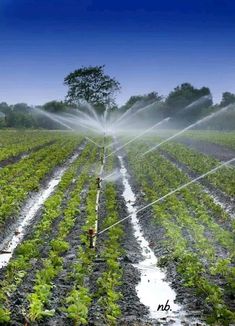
left=64, top=65, right=121, bottom=111
left=65, top=288, right=91, bottom=325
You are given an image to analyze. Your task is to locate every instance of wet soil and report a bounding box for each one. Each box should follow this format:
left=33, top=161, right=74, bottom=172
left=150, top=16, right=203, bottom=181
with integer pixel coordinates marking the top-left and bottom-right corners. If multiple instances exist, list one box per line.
left=121, top=156, right=208, bottom=325
left=88, top=181, right=150, bottom=326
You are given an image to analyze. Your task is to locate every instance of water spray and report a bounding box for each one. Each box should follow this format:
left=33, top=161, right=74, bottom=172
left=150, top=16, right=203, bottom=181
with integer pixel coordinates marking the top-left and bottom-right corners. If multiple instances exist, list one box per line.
left=141, top=104, right=234, bottom=157
left=105, top=117, right=170, bottom=159
left=96, top=157, right=235, bottom=236
left=33, top=108, right=74, bottom=130
left=85, top=136, right=102, bottom=148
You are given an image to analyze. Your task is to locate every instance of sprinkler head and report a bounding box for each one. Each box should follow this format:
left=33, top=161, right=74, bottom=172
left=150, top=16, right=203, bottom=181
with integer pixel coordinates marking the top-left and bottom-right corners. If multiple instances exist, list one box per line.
left=88, top=228, right=96, bottom=248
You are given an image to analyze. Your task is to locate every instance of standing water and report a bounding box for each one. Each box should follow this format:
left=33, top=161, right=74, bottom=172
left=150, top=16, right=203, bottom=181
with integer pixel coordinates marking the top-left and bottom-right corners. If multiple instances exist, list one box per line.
left=118, top=155, right=204, bottom=325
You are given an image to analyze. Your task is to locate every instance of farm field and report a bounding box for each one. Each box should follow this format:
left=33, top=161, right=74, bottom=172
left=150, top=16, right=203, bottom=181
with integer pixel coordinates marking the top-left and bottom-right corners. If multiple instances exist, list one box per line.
left=0, top=130, right=234, bottom=326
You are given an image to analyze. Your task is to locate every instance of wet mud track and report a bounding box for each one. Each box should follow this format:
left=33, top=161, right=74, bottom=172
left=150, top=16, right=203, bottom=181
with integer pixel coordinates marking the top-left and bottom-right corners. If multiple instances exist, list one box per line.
left=88, top=181, right=150, bottom=326
left=120, top=156, right=208, bottom=325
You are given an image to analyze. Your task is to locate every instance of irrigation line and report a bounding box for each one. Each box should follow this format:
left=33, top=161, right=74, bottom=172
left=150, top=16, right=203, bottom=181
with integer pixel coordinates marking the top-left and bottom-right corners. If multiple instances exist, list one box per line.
left=97, top=157, right=235, bottom=236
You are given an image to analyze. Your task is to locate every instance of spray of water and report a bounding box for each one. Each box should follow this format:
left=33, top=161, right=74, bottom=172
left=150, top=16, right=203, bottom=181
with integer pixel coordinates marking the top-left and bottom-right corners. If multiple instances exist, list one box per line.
left=102, top=169, right=122, bottom=182
left=106, top=117, right=170, bottom=159
left=141, top=104, right=234, bottom=157
left=97, top=157, right=235, bottom=236
left=34, top=108, right=74, bottom=130
left=85, top=136, right=102, bottom=148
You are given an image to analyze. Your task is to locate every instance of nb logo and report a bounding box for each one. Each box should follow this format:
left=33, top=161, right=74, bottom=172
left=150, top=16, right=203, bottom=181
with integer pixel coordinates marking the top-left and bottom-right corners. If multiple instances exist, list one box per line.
left=157, top=300, right=171, bottom=311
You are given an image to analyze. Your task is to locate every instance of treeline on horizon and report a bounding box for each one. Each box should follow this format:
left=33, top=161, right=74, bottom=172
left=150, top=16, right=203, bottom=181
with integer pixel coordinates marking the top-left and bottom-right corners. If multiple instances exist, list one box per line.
left=0, top=82, right=235, bottom=130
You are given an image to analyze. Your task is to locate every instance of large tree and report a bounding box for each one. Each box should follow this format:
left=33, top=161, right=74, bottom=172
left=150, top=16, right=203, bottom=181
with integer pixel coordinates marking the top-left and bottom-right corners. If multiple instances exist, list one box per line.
left=64, top=65, right=120, bottom=112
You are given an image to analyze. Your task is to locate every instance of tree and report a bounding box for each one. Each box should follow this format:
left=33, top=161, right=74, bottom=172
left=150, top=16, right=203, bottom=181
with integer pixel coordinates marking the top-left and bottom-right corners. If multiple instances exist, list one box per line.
left=220, top=92, right=235, bottom=107
left=164, top=83, right=212, bottom=123
left=64, top=65, right=121, bottom=113
left=43, top=101, right=67, bottom=113
left=0, top=102, right=10, bottom=115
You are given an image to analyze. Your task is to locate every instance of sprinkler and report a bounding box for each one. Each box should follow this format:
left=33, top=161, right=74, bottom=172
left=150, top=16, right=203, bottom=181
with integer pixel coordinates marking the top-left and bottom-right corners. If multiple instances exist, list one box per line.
left=96, top=176, right=102, bottom=189
left=88, top=228, right=96, bottom=248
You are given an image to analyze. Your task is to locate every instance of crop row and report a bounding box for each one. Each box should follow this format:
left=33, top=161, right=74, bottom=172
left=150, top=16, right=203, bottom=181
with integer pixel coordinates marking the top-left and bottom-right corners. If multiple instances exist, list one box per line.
left=183, top=130, right=235, bottom=151
left=0, top=131, right=67, bottom=162
left=0, top=135, right=83, bottom=231
left=160, top=141, right=235, bottom=196
left=126, top=144, right=235, bottom=325
left=0, top=142, right=98, bottom=323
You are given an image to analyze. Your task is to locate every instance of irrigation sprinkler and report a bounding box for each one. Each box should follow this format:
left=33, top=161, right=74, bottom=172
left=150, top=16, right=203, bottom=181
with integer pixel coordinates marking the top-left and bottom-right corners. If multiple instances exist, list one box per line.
left=88, top=228, right=96, bottom=248
left=96, top=157, right=235, bottom=237
left=96, top=176, right=102, bottom=189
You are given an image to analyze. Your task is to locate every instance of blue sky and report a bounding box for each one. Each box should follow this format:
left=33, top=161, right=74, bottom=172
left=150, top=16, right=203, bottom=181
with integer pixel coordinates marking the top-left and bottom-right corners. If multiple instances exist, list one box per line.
left=0, top=0, right=234, bottom=105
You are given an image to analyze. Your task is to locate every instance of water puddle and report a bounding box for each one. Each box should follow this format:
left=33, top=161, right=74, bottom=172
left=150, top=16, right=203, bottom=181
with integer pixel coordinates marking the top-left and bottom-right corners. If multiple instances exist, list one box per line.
left=0, top=152, right=80, bottom=269
left=118, top=155, right=205, bottom=325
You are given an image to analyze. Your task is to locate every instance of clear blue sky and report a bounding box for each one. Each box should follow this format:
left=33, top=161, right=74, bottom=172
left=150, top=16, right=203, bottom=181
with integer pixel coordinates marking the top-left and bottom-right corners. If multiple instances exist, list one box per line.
left=0, top=0, right=234, bottom=106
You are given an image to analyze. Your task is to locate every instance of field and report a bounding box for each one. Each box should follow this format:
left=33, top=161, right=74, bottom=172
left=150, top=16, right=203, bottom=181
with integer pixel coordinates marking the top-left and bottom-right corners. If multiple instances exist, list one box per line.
left=0, top=130, right=234, bottom=326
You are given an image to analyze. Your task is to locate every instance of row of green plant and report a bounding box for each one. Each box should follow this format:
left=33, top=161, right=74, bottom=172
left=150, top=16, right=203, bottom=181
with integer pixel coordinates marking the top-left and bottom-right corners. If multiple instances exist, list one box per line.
left=96, top=182, right=124, bottom=325
left=160, top=140, right=235, bottom=196
left=127, top=144, right=235, bottom=325
left=27, top=169, right=94, bottom=321
left=62, top=177, right=98, bottom=325
left=0, top=143, right=96, bottom=323
left=0, top=130, right=67, bottom=162
left=184, top=130, right=235, bottom=151
left=62, top=139, right=112, bottom=325
left=0, top=135, right=83, bottom=230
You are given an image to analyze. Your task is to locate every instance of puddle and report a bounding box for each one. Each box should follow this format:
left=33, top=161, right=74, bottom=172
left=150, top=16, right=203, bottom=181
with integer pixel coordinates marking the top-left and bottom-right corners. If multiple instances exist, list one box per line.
left=118, top=155, right=205, bottom=325
left=0, top=152, right=80, bottom=269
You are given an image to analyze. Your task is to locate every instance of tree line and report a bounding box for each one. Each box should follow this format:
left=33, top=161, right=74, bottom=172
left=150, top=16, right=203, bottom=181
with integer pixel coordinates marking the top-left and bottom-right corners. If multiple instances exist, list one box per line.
left=0, top=65, right=234, bottom=129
